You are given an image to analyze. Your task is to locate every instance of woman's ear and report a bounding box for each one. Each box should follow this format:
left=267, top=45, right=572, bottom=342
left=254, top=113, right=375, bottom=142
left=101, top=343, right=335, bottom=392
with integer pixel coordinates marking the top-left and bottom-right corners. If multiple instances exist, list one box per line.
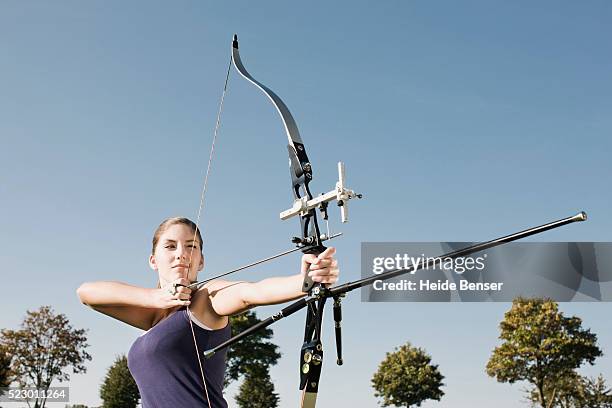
left=149, top=254, right=158, bottom=271
left=198, top=253, right=205, bottom=271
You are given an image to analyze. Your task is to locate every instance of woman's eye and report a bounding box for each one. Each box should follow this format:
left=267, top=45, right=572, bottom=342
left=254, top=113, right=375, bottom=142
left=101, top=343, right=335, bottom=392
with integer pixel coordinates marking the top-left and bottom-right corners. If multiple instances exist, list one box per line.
left=164, top=245, right=176, bottom=249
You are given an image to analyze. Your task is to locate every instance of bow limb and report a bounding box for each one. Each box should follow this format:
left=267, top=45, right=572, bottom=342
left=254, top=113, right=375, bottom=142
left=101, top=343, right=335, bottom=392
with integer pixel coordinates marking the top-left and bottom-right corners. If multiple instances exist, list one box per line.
left=231, top=35, right=304, bottom=147
left=231, top=34, right=326, bottom=408
left=231, top=35, right=326, bottom=288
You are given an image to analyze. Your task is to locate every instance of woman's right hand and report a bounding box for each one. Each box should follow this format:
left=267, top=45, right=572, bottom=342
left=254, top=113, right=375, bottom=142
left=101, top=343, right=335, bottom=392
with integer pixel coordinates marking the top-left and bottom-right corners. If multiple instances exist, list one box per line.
left=155, top=278, right=193, bottom=309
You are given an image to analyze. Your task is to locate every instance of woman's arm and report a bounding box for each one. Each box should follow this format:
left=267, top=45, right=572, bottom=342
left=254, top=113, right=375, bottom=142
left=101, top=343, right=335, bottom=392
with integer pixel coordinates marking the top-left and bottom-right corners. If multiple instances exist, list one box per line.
left=203, top=274, right=303, bottom=317
left=76, top=280, right=191, bottom=330
left=204, top=248, right=339, bottom=316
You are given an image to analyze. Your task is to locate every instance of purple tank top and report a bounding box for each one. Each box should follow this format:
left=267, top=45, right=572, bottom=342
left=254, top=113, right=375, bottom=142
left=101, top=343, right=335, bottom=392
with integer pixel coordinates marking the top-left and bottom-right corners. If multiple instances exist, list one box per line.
left=128, top=308, right=230, bottom=407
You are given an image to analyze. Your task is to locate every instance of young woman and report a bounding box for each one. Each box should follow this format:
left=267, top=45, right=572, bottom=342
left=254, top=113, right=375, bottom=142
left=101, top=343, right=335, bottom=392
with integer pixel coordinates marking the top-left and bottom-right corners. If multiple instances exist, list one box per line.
left=77, top=217, right=339, bottom=407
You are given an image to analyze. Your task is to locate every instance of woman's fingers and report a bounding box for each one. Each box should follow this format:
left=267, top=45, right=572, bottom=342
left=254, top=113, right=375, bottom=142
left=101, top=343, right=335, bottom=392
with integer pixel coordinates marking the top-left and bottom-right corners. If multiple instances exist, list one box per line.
left=308, top=267, right=339, bottom=279
left=161, top=278, right=193, bottom=306
left=301, top=246, right=340, bottom=285
left=304, top=247, right=336, bottom=268
left=318, top=246, right=336, bottom=259
left=175, top=278, right=193, bottom=303
left=308, top=257, right=336, bottom=270
left=308, top=258, right=339, bottom=284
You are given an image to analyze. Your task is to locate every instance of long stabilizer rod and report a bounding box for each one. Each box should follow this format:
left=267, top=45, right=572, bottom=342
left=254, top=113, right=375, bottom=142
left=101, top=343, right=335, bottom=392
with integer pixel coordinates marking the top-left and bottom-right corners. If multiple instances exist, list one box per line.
left=329, top=211, right=587, bottom=296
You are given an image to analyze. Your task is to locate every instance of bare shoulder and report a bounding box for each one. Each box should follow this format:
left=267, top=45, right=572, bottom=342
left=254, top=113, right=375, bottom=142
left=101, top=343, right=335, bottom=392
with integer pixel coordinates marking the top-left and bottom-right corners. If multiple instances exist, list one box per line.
left=189, top=280, right=243, bottom=329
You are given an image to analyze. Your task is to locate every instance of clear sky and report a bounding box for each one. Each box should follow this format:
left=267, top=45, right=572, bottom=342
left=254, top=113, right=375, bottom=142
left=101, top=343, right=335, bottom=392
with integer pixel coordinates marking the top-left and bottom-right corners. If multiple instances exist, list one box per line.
left=1, top=1, right=611, bottom=407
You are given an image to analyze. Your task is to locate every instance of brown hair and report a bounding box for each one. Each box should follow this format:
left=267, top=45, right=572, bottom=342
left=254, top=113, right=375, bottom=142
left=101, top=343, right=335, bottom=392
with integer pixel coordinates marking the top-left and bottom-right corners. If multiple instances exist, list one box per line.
left=152, top=217, right=203, bottom=255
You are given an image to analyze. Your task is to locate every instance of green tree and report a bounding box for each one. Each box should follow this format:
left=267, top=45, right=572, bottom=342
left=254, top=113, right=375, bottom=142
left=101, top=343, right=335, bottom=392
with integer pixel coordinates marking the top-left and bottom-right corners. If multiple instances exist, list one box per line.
left=99, top=355, right=139, bottom=408
left=527, top=372, right=612, bottom=408
left=0, top=306, right=91, bottom=408
left=234, top=364, right=279, bottom=408
left=526, top=370, right=583, bottom=407
left=486, top=298, right=602, bottom=408
left=371, top=342, right=444, bottom=407
left=577, top=375, right=612, bottom=408
left=0, top=344, right=13, bottom=394
left=225, top=311, right=281, bottom=387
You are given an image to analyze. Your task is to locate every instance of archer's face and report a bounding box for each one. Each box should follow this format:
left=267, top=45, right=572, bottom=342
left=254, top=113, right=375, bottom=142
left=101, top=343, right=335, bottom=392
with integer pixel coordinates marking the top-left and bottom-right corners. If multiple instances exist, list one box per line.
left=149, top=224, right=204, bottom=285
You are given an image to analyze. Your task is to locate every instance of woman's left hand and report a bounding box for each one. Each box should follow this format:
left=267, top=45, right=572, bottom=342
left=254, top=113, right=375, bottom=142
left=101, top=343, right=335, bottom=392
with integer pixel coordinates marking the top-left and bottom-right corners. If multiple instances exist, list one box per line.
left=301, top=247, right=339, bottom=286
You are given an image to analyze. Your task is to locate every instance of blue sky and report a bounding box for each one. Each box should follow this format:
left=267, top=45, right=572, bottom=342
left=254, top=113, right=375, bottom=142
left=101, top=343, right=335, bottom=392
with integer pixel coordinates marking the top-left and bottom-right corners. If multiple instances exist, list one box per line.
left=1, top=1, right=611, bottom=407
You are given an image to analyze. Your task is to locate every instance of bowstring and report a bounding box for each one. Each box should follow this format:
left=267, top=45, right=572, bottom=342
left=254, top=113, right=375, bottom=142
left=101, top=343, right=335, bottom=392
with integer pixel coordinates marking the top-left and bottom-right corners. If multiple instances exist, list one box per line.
left=187, top=53, right=233, bottom=407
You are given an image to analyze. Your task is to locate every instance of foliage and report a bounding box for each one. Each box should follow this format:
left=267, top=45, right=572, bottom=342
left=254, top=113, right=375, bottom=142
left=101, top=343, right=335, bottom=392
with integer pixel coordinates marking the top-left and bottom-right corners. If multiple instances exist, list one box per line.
left=579, top=375, right=612, bottom=408
left=225, top=311, right=281, bottom=387
left=371, top=342, right=444, bottom=407
left=526, top=373, right=612, bottom=408
left=526, top=370, right=582, bottom=408
left=0, top=306, right=91, bottom=408
left=234, top=364, right=280, bottom=408
left=486, top=298, right=602, bottom=408
left=0, top=344, right=13, bottom=394
left=99, top=355, right=140, bottom=408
